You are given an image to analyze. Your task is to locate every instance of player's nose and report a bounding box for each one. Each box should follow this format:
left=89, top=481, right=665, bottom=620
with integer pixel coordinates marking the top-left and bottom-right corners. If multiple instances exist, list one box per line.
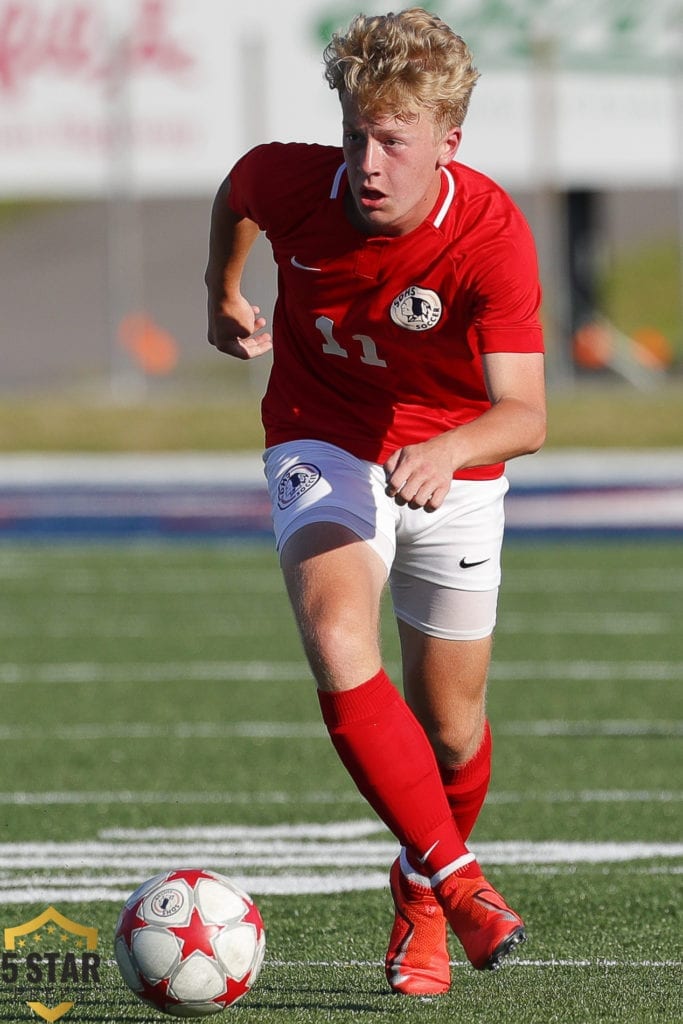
left=359, top=137, right=381, bottom=174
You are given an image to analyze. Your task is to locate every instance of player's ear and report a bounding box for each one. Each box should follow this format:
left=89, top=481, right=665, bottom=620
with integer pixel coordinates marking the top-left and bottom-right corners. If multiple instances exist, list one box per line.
left=437, top=126, right=462, bottom=166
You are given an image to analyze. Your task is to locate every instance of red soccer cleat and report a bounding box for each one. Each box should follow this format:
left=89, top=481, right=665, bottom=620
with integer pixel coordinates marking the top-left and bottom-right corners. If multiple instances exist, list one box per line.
left=435, top=872, right=526, bottom=971
left=385, top=854, right=451, bottom=995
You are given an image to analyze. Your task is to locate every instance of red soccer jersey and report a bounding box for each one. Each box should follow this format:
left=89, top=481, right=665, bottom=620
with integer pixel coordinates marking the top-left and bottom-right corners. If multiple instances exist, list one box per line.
left=228, top=143, right=544, bottom=480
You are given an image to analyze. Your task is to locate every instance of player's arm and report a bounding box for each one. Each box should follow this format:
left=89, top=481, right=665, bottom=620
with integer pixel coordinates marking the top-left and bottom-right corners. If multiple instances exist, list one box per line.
left=450, top=349, right=546, bottom=467
left=385, top=351, right=546, bottom=510
left=205, top=175, right=273, bottom=360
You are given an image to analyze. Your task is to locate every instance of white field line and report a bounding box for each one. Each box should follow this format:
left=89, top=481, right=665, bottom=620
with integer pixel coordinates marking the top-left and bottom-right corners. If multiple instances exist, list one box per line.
left=0, top=612, right=674, bottom=639
left=491, top=661, right=683, bottom=681
left=0, top=616, right=268, bottom=640
left=99, top=820, right=389, bottom=840
left=0, top=880, right=389, bottom=903
left=0, top=790, right=364, bottom=806
left=500, top=720, right=683, bottom=737
left=502, top=569, right=683, bottom=592
left=0, top=838, right=680, bottom=869
left=0, top=659, right=681, bottom=684
left=1, top=865, right=679, bottom=892
left=0, top=864, right=680, bottom=892
left=3, top=562, right=683, bottom=592
left=1, top=570, right=284, bottom=594
left=488, top=790, right=683, bottom=804
left=0, top=719, right=680, bottom=741
left=91, top=820, right=666, bottom=843
left=0, top=828, right=681, bottom=903
left=0, top=660, right=310, bottom=684
left=501, top=612, right=672, bottom=635
left=513, top=864, right=683, bottom=876
left=1, top=870, right=680, bottom=905
left=0, top=839, right=401, bottom=867
left=0, top=789, right=681, bottom=806
left=0, top=720, right=327, bottom=741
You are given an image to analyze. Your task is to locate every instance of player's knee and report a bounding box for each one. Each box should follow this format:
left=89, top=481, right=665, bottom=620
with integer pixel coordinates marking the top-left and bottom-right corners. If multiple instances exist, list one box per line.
left=429, top=718, right=484, bottom=769
left=302, top=611, right=378, bottom=687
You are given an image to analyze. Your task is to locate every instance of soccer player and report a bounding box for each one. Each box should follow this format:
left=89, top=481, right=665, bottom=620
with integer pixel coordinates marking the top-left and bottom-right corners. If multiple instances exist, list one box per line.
left=205, top=7, right=546, bottom=996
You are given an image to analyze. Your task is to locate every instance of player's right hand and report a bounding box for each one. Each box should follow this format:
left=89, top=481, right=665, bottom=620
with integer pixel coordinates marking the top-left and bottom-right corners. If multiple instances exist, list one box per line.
left=207, top=294, right=273, bottom=360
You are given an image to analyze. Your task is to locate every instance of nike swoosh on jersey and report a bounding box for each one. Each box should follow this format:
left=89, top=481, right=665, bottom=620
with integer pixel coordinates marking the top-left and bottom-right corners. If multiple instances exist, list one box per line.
left=290, top=256, right=322, bottom=272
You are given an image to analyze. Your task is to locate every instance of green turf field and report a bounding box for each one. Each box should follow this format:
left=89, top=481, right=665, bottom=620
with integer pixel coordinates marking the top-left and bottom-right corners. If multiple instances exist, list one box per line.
left=0, top=539, right=681, bottom=1023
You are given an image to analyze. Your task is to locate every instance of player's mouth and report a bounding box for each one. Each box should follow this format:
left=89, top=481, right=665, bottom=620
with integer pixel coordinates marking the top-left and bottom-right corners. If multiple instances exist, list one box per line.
left=359, top=186, right=387, bottom=209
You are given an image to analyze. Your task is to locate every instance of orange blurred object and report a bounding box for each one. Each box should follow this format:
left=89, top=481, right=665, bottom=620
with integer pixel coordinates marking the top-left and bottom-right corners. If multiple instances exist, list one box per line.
left=572, top=322, right=613, bottom=369
left=118, top=313, right=179, bottom=375
left=631, top=327, right=674, bottom=370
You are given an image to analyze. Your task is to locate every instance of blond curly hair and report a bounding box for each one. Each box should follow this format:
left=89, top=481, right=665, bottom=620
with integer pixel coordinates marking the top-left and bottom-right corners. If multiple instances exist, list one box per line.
left=323, top=7, right=479, bottom=134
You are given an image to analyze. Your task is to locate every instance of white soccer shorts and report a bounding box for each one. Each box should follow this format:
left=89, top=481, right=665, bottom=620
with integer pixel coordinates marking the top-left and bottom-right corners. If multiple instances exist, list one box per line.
left=263, top=439, right=508, bottom=641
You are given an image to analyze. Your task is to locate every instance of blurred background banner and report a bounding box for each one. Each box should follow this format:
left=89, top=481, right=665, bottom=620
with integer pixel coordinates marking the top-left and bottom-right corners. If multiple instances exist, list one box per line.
left=0, top=0, right=225, bottom=197
left=1, top=0, right=680, bottom=194
left=0, top=0, right=681, bottom=400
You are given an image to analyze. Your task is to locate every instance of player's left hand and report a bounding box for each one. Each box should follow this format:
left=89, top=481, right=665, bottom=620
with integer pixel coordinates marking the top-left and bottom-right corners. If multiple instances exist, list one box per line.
left=384, top=437, right=455, bottom=512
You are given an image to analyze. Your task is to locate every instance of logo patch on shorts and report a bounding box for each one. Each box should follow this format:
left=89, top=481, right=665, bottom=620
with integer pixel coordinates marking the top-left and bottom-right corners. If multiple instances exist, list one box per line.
left=277, top=463, right=321, bottom=509
left=390, top=286, right=442, bottom=332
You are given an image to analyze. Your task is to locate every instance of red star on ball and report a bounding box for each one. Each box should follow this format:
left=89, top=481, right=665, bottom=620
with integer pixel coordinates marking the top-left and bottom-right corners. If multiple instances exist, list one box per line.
left=168, top=907, right=222, bottom=960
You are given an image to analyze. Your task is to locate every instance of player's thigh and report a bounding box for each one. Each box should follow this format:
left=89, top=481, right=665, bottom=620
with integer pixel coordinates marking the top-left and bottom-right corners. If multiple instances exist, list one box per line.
left=264, top=439, right=395, bottom=689
left=280, top=521, right=388, bottom=690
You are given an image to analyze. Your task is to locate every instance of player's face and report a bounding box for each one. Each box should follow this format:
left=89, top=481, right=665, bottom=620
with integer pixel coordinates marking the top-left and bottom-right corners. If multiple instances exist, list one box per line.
left=341, top=95, right=461, bottom=237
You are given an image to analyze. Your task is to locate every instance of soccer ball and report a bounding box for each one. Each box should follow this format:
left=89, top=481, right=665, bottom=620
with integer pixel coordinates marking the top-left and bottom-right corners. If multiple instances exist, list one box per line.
left=114, top=869, right=266, bottom=1017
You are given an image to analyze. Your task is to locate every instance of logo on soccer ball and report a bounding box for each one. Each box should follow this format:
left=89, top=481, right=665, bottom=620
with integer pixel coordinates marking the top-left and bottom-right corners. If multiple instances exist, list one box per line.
left=390, top=286, right=442, bottom=332
left=151, top=888, right=185, bottom=918
left=277, top=464, right=321, bottom=509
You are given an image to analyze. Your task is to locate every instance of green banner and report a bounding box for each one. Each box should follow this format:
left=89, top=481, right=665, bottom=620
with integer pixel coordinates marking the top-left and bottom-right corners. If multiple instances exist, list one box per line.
left=314, top=0, right=683, bottom=73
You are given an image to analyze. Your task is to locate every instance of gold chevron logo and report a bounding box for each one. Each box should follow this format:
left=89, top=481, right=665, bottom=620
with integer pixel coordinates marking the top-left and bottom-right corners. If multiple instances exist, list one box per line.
left=4, top=906, right=98, bottom=951
left=26, top=1002, right=74, bottom=1023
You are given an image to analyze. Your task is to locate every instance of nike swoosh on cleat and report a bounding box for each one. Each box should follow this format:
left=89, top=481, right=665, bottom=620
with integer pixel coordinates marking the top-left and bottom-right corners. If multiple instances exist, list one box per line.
left=472, top=892, right=519, bottom=924
left=291, top=256, right=322, bottom=272
left=459, top=557, right=490, bottom=569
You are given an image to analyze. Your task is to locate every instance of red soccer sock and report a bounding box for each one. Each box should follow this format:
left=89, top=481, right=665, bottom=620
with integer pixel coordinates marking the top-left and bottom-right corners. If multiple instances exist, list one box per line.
left=439, top=720, right=492, bottom=842
left=317, top=669, right=475, bottom=878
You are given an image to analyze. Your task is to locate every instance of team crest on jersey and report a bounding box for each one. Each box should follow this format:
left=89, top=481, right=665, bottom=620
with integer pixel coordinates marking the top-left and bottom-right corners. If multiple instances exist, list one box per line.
left=390, top=286, right=442, bottom=332
left=277, top=463, right=321, bottom=509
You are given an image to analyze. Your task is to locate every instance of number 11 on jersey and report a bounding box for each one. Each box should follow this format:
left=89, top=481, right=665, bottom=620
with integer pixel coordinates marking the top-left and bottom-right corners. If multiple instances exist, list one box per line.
left=316, top=316, right=388, bottom=368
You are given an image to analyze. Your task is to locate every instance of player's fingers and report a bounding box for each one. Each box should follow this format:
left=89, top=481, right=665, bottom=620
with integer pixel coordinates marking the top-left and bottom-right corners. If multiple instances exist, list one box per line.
left=210, top=331, right=272, bottom=360
left=423, top=483, right=448, bottom=512
left=385, top=475, right=408, bottom=499
left=390, top=474, right=424, bottom=506
left=405, top=483, right=435, bottom=510
left=398, top=477, right=447, bottom=511
left=239, top=332, right=273, bottom=358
